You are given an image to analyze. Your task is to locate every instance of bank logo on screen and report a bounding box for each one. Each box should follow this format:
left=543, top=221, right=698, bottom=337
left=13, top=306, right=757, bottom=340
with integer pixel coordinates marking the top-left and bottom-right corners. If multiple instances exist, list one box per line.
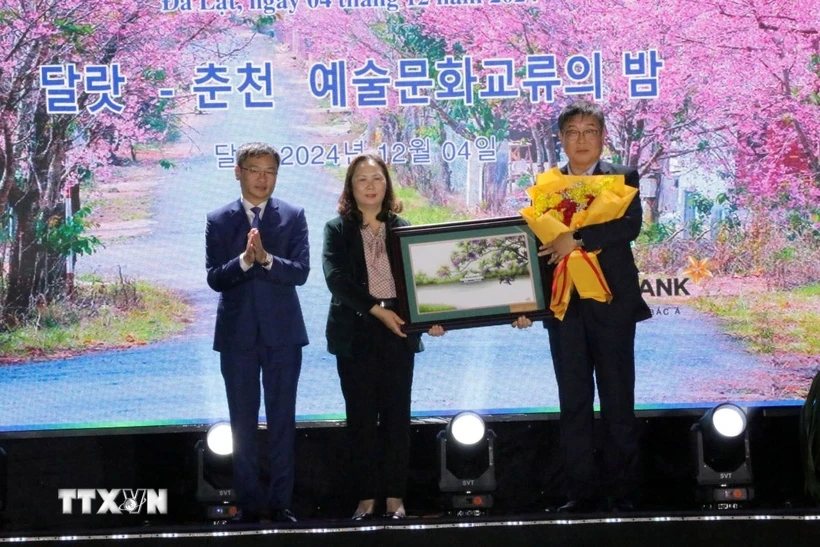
left=58, top=489, right=168, bottom=515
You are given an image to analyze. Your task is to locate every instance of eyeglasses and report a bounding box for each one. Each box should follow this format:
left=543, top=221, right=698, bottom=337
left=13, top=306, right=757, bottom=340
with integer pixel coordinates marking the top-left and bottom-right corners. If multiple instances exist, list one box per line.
left=562, top=128, right=600, bottom=141
left=239, top=166, right=277, bottom=178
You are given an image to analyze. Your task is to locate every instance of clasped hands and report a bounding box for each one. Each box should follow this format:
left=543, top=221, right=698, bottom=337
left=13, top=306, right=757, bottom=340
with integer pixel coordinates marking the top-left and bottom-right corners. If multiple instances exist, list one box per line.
left=370, top=305, right=445, bottom=339
left=511, top=231, right=580, bottom=330
left=242, top=228, right=270, bottom=266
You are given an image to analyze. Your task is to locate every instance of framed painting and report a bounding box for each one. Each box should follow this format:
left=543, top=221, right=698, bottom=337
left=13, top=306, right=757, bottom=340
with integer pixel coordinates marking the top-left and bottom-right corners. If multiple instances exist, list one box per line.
left=389, top=216, right=552, bottom=333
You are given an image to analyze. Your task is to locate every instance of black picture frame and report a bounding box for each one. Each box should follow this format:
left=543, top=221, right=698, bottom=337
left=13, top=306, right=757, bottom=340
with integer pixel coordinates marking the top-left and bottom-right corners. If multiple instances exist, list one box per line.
left=389, top=216, right=552, bottom=333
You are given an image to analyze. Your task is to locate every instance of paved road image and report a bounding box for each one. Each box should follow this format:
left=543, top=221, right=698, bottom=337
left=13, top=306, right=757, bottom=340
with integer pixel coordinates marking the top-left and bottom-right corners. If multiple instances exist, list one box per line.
left=0, top=45, right=782, bottom=433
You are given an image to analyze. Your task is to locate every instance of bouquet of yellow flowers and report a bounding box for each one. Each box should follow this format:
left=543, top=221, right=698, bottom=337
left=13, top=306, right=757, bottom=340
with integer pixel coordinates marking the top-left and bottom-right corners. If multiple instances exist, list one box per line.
left=520, top=167, right=637, bottom=320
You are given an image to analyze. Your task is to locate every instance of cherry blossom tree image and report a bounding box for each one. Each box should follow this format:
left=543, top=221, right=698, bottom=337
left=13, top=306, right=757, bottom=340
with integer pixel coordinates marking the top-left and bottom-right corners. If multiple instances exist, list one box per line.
left=0, top=0, right=816, bottom=431
left=0, top=1, right=242, bottom=322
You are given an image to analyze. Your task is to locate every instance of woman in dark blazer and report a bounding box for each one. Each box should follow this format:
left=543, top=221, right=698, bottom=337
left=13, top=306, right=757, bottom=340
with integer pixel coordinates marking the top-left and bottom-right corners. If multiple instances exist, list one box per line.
left=323, top=153, right=444, bottom=520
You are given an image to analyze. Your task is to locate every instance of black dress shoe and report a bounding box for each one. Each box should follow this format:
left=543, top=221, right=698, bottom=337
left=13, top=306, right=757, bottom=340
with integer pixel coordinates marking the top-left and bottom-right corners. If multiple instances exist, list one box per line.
left=556, top=498, right=601, bottom=513
left=383, top=511, right=406, bottom=519
left=607, top=497, right=635, bottom=512
left=273, top=509, right=298, bottom=523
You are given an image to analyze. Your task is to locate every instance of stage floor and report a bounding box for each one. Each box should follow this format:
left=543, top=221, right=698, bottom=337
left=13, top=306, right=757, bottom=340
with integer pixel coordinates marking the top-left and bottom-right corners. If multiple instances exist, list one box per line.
left=1, top=412, right=818, bottom=545
left=3, top=508, right=820, bottom=546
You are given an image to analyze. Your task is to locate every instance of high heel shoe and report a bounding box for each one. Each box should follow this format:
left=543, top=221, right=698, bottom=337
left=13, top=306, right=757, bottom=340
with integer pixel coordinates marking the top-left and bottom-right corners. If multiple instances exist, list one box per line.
left=383, top=510, right=406, bottom=519
left=352, top=510, right=374, bottom=521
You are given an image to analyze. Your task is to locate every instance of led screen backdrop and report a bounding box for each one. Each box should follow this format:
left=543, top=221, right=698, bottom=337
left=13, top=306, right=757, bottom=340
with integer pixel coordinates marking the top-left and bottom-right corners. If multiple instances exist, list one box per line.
left=0, top=0, right=818, bottom=432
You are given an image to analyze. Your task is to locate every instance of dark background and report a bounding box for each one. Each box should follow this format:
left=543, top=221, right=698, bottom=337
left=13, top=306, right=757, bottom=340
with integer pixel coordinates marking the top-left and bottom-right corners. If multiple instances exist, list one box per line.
left=0, top=409, right=813, bottom=533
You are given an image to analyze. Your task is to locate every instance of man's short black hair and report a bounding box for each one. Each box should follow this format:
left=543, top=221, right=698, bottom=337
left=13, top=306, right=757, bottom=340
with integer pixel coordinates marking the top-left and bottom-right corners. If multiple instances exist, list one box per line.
left=558, top=100, right=606, bottom=133
left=235, top=142, right=281, bottom=173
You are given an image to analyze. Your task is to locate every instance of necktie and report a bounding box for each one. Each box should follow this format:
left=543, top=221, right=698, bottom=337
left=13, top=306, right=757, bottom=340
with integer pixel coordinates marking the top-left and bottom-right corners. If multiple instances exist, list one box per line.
left=250, top=206, right=261, bottom=229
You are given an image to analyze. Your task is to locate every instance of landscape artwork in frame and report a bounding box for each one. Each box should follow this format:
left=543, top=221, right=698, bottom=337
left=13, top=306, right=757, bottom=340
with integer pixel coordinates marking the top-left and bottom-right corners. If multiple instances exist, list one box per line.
left=389, top=217, right=552, bottom=333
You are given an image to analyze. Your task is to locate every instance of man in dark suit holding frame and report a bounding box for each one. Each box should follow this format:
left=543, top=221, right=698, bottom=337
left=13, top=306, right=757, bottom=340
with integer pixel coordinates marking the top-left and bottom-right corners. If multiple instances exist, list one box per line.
left=515, top=101, right=652, bottom=513
left=206, top=142, right=309, bottom=523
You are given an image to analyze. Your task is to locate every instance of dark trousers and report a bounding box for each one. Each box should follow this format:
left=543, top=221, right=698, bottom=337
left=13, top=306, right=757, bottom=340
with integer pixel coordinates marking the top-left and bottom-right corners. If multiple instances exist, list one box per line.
left=336, top=320, right=415, bottom=500
left=547, top=297, right=640, bottom=501
left=220, top=344, right=302, bottom=513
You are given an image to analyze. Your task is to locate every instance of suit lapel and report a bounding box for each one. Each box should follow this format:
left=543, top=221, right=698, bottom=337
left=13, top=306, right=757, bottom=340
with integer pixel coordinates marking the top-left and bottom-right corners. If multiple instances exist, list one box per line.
left=594, top=160, right=612, bottom=175
left=343, top=216, right=367, bottom=284
left=228, top=198, right=245, bottom=222
left=259, top=197, right=280, bottom=234
left=227, top=199, right=250, bottom=254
